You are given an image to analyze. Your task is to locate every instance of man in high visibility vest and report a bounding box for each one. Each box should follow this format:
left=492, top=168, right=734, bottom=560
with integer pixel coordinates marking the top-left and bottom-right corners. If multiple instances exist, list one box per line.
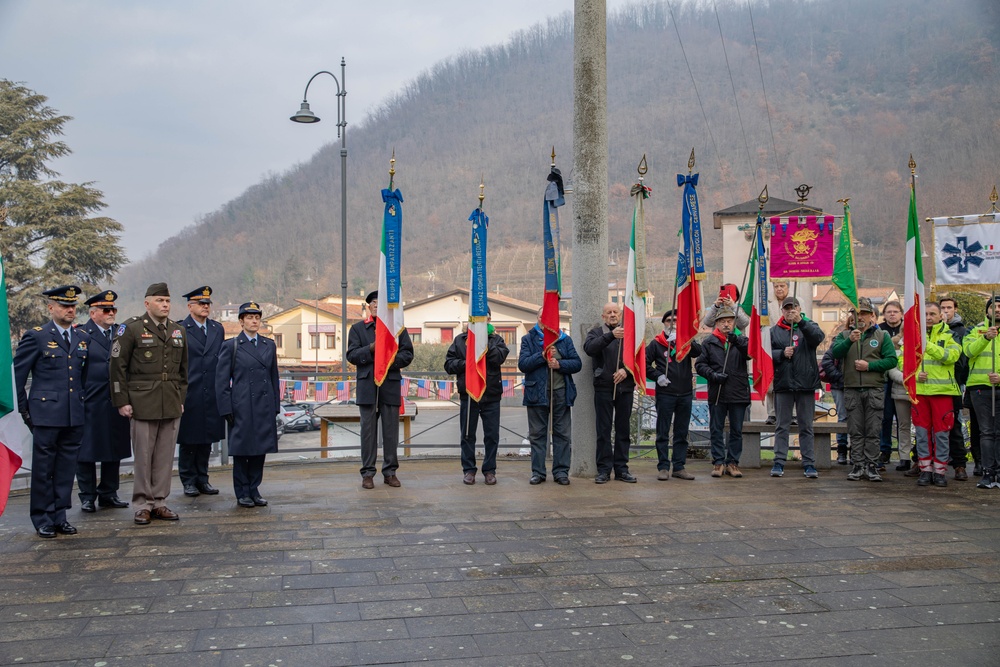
left=962, top=296, right=1000, bottom=489
left=908, top=302, right=961, bottom=487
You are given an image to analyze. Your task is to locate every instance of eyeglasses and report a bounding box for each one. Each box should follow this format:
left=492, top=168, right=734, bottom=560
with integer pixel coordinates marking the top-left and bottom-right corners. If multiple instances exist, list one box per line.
left=101, top=307, right=118, bottom=314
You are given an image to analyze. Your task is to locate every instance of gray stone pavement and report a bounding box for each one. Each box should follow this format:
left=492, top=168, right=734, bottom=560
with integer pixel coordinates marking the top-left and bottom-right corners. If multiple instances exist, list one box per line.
left=1, top=457, right=998, bottom=667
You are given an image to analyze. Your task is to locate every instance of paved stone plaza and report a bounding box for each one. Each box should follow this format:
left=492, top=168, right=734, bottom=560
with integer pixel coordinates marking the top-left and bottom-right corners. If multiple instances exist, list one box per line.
left=1, top=458, right=998, bottom=666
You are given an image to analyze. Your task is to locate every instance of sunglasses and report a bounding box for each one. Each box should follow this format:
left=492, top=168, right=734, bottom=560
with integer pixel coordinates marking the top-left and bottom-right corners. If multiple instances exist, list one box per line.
left=101, top=307, right=118, bottom=313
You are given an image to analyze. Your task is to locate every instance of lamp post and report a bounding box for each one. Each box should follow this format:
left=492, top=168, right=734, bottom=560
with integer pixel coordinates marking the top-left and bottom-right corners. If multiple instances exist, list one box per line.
left=291, top=58, right=348, bottom=379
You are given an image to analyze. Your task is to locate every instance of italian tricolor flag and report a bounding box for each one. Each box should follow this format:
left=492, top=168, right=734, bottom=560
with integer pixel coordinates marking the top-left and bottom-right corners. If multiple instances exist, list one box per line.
left=0, top=256, right=30, bottom=517
left=375, top=187, right=405, bottom=386
left=623, top=187, right=648, bottom=387
left=903, top=180, right=926, bottom=403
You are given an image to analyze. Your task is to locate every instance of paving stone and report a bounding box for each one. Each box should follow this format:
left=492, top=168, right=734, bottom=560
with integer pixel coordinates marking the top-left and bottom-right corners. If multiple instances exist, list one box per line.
left=354, top=634, right=482, bottom=664
left=281, top=571, right=379, bottom=589
left=216, top=602, right=360, bottom=627
left=107, top=629, right=200, bottom=655
left=0, top=616, right=89, bottom=642
left=97, top=651, right=224, bottom=667
left=881, top=582, right=1000, bottom=605
left=219, top=644, right=357, bottom=667
left=474, top=625, right=635, bottom=657
left=374, top=567, right=465, bottom=585
left=404, top=611, right=529, bottom=637
left=518, top=604, right=645, bottom=630
left=83, top=609, right=218, bottom=635
left=193, top=623, right=313, bottom=650
left=460, top=592, right=552, bottom=614
left=313, top=617, right=410, bottom=643
left=803, top=589, right=909, bottom=611
left=892, top=601, right=1000, bottom=626
left=0, top=597, right=152, bottom=622
left=0, top=635, right=113, bottom=663
left=358, top=597, right=469, bottom=620
left=148, top=592, right=254, bottom=613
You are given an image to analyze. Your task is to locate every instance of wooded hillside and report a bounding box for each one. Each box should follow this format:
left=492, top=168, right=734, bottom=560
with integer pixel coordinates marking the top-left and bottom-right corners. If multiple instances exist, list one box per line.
left=112, top=0, right=1000, bottom=313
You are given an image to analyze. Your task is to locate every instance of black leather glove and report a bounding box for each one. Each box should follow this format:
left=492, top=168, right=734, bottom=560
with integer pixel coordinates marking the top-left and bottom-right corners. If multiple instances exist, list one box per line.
left=20, top=411, right=33, bottom=433
left=714, top=372, right=729, bottom=383
left=225, top=414, right=235, bottom=428
left=727, top=333, right=738, bottom=344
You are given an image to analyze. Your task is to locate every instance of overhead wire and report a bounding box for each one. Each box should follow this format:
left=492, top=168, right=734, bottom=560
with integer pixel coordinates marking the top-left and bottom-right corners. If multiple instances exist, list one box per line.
left=665, top=0, right=736, bottom=204
left=714, top=0, right=757, bottom=195
left=747, top=0, right=784, bottom=199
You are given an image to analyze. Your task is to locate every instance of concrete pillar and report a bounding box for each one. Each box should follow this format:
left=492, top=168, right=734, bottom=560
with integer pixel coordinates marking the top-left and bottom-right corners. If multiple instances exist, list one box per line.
left=570, top=0, right=607, bottom=478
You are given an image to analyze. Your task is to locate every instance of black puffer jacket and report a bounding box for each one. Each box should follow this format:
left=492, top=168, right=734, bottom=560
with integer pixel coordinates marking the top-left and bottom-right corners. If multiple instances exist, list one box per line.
left=583, top=324, right=636, bottom=392
left=443, top=332, right=510, bottom=402
left=646, top=333, right=702, bottom=396
left=696, top=332, right=751, bottom=404
left=820, top=347, right=844, bottom=391
left=770, top=317, right=824, bottom=392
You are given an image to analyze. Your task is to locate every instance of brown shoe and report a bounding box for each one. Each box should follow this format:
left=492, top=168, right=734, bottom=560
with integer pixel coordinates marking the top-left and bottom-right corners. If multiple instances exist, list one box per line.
left=904, top=464, right=921, bottom=477
left=151, top=506, right=179, bottom=521
left=672, top=469, right=696, bottom=480
left=711, top=464, right=724, bottom=478
left=134, top=509, right=151, bottom=525
left=954, top=467, right=968, bottom=481
left=384, top=475, right=401, bottom=487
left=361, top=477, right=374, bottom=489
left=463, top=471, right=476, bottom=485
left=725, top=464, right=743, bottom=478
left=484, top=472, right=497, bottom=485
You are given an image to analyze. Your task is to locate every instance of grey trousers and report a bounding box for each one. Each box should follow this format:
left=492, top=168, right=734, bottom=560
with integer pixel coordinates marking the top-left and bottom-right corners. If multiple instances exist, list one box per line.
left=774, top=391, right=816, bottom=466
left=844, top=388, right=884, bottom=465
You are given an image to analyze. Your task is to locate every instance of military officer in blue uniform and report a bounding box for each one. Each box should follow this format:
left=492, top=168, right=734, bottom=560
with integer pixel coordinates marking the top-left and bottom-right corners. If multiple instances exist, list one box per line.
left=177, top=286, right=225, bottom=497
left=13, top=285, right=91, bottom=538
left=76, top=290, right=131, bottom=512
left=215, top=302, right=280, bottom=507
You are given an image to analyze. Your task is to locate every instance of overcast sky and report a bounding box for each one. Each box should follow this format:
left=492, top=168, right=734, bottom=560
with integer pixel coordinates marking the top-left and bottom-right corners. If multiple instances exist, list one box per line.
left=0, top=0, right=634, bottom=263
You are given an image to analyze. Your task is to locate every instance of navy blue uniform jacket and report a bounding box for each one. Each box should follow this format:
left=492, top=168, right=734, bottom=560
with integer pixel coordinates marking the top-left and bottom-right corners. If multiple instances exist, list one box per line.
left=14, top=322, right=90, bottom=427
left=177, top=315, right=226, bottom=444
left=346, top=318, right=414, bottom=406
left=215, top=333, right=280, bottom=457
left=78, top=319, right=130, bottom=462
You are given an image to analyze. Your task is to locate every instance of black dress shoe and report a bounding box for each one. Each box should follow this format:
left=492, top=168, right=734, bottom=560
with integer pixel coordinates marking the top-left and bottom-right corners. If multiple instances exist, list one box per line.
left=594, top=473, right=610, bottom=484
left=80, top=500, right=96, bottom=513
left=197, top=483, right=220, bottom=495
left=54, top=522, right=78, bottom=535
left=529, top=475, right=545, bottom=485
left=98, top=495, right=129, bottom=509
left=183, top=485, right=200, bottom=497
left=237, top=497, right=255, bottom=508
left=616, top=472, right=638, bottom=483
left=555, top=476, right=570, bottom=485
left=36, top=525, right=57, bottom=539
left=251, top=496, right=268, bottom=506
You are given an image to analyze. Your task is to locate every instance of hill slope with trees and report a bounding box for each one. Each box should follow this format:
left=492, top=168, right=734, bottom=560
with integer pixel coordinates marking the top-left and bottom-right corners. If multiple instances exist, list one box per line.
left=112, top=0, right=1000, bottom=313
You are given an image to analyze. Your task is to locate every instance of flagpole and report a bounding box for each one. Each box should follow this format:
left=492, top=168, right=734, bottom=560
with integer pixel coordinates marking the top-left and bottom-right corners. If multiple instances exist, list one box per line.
left=910, top=156, right=924, bottom=376
left=992, top=289, right=996, bottom=417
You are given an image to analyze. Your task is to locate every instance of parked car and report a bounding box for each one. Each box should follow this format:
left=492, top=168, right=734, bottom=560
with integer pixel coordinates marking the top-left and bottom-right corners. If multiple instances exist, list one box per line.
left=280, top=403, right=322, bottom=432
left=276, top=414, right=285, bottom=440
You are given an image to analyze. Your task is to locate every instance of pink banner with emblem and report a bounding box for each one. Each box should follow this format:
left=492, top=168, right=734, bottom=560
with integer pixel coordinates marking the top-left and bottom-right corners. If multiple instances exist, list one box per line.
left=768, top=215, right=835, bottom=280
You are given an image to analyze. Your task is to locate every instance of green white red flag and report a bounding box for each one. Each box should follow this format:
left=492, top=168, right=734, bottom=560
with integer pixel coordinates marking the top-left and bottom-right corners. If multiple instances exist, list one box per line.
left=623, top=182, right=649, bottom=387
left=903, top=173, right=925, bottom=403
left=0, top=255, right=30, bottom=517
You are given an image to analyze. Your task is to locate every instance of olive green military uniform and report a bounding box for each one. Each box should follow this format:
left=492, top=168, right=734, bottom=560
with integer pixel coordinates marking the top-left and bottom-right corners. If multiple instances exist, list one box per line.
left=109, top=314, right=188, bottom=511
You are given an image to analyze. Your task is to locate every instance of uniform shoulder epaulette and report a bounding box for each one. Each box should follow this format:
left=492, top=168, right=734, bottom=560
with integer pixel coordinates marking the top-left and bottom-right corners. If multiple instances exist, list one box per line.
left=126, top=315, right=142, bottom=324
left=33, top=326, right=43, bottom=331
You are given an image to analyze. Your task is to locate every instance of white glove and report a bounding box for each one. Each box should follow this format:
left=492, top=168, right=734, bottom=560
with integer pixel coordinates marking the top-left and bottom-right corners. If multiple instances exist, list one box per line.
left=656, top=375, right=670, bottom=387
left=667, top=331, right=676, bottom=343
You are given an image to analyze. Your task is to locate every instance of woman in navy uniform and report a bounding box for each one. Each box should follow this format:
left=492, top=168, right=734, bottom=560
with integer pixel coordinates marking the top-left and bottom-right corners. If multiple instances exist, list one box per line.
left=13, top=285, right=90, bottom=538
left=215, top=302, right=280, bottom=507
left=76, top=290, right=131, bottom=512
left=177, top=286, right=226, bottom=496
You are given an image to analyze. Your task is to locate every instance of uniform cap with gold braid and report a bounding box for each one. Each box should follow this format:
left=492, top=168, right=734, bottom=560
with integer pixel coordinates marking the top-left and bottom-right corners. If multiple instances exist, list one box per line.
left=43, top=285, right=82, bottom=304
left=182, top=286, right=213, bottom=303
left=84, top=290, right=118, bottom=308
left=238, top=301, right=262, bottom=317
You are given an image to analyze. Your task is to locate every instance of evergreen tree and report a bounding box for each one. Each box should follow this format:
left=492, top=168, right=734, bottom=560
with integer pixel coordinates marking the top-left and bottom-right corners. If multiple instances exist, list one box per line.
left=0, top=79, right=127, bottom=336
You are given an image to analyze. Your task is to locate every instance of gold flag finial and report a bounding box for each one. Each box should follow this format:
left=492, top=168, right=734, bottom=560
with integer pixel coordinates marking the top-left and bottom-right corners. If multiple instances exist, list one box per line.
left=478, top=175, right=486, bottom=208
left=389, top=148, right=396, bottom=178
left=837, top=197, right=850, bottom=205
left=550, top=146, right=556, bottom=167
left=637, top=154, right=647, bottom=180
left=687, top=148, right=696, bottom=173
left=908, top=154, right=916, bottom=174
left=989, top=185, right=998, bottom=213
left=757, top=185, right=769, bottom=210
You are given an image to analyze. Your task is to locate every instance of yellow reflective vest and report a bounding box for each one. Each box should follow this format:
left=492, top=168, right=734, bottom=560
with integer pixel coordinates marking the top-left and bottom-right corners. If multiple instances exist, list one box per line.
left=897, top=322, right=960, bottom=396
left=962, top=321, right=1000, bottom=387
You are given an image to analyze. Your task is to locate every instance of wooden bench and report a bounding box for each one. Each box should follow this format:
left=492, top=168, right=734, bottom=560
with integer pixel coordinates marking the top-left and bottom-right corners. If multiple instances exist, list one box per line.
left=741, top=421, right=848, bottom=469
left=314, top=403, right=418, bottom=458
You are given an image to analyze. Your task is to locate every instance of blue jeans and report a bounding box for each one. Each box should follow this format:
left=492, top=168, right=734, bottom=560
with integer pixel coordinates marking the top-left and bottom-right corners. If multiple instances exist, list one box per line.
left=527, top=392, right=572, bottom=480
left=655, top=392, right=692, bottom=471
left=459, top=396, right=500, bottom=474
left=708, top=403, right=747, bottom=465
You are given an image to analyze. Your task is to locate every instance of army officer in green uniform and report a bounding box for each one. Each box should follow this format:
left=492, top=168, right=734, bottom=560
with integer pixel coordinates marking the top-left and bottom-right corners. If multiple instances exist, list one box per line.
left=109, top=282, right=189, bottom=525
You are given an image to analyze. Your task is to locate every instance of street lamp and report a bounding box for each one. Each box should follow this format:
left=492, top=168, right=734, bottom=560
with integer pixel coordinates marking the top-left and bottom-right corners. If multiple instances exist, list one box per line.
left=291, top=58, right=348, bottom=378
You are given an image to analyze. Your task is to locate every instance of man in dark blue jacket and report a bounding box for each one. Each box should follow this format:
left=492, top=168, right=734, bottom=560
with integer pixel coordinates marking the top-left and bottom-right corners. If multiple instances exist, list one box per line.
left=646, top=309, right=701, bottom=481
left=14, top=286, right=90, bottom=538
left=444, top=314, right=510, bottom=485
left=518, top=309, right=581, bottom=485
left=769, top=297, right=825, bottom=478
left=76, top=290, right=131, bottom=512
left=177, top=286, right=226, bottom=496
